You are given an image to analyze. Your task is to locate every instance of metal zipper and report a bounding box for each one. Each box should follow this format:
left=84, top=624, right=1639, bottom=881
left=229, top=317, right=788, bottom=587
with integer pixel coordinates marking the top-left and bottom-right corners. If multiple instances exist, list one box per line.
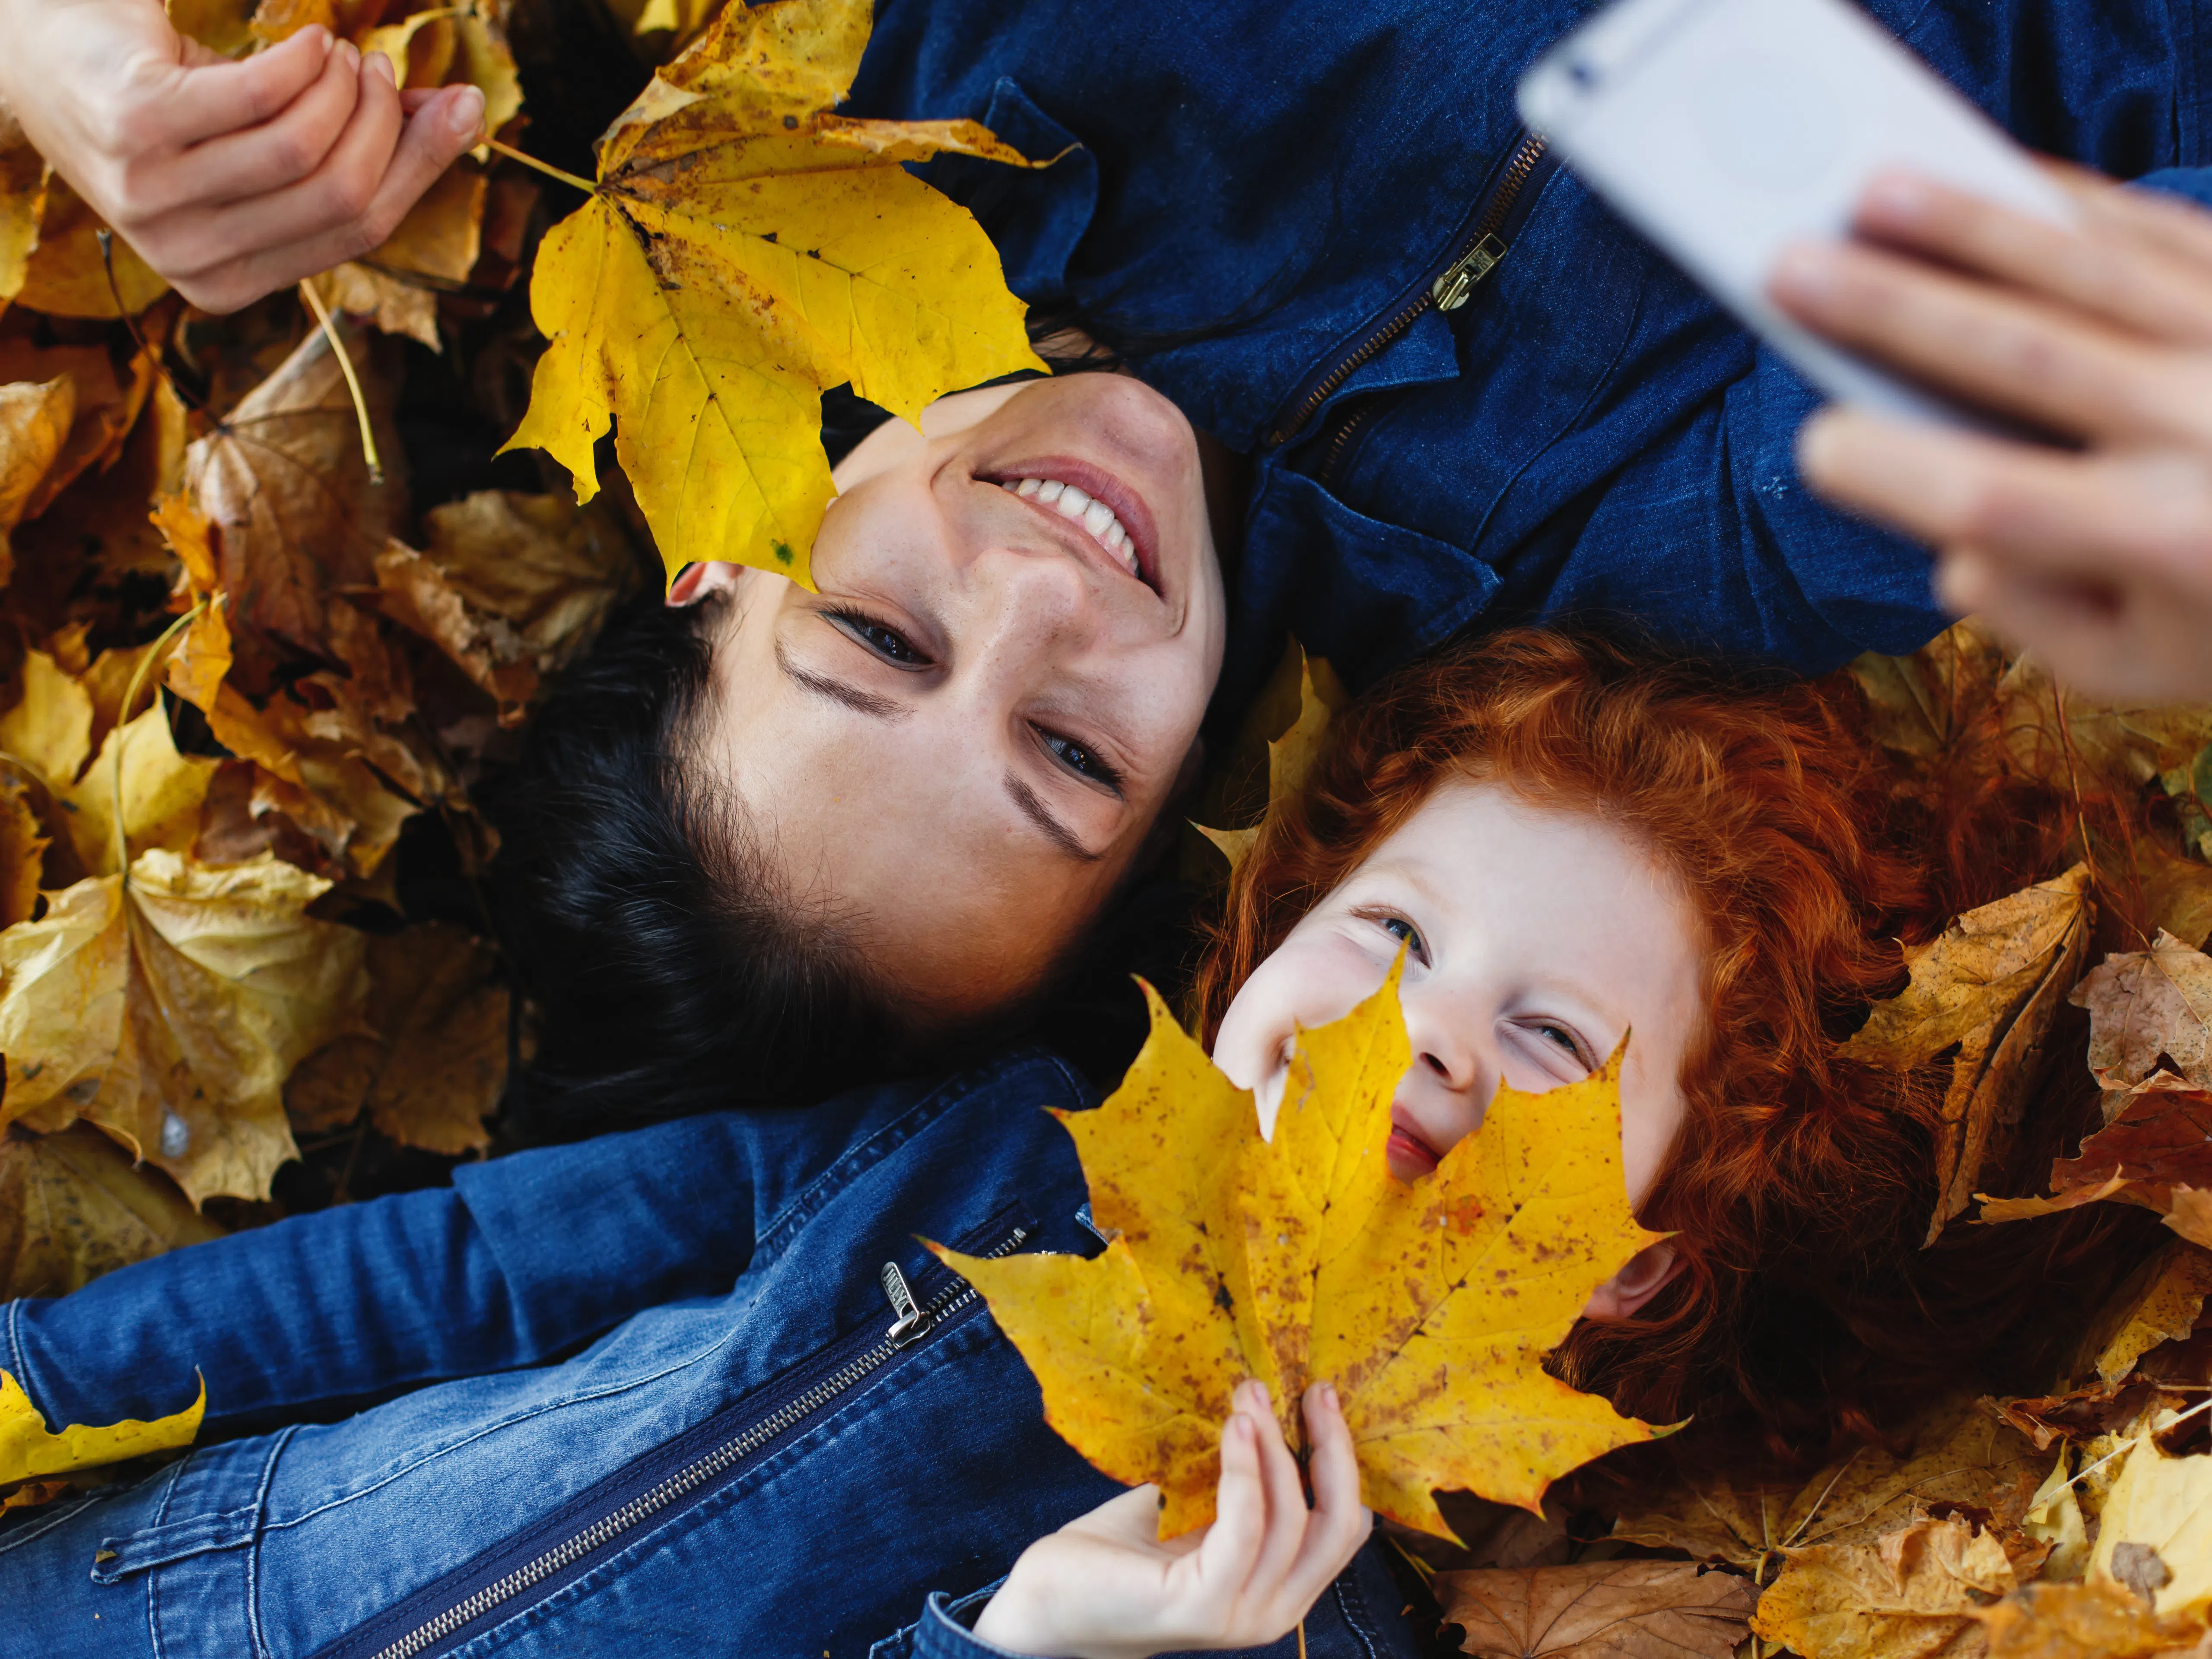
left=362, top=1225, right=1030, bottom=1659
left=1266, top=129, right=1550, bottom=449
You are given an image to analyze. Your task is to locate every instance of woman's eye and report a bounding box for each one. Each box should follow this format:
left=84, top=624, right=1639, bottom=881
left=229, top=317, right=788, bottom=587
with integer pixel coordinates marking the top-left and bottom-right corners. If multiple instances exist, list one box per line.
left=831, top=610, right=927, bottom=666
left=1039, top=729, right=1122, bottom=791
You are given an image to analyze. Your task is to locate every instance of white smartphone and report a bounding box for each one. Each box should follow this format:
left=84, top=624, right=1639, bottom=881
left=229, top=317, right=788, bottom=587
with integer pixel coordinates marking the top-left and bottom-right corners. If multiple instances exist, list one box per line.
left=1518, top=0, right=2075, bottom=424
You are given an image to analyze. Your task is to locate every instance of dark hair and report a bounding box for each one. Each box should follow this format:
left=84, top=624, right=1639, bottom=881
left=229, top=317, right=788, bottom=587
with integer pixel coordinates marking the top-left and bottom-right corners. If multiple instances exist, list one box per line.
left=490, top=590, right=903, bottom=1139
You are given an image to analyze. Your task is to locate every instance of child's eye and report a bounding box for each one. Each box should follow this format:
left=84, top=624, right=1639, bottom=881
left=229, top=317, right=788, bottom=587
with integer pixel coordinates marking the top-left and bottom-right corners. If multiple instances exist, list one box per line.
left=1381, top=916, right=1424, bottom=956
left=829, top=608, right=928, bottom=666
left=1038, top=729, right=1123, bottom=791
left=1516, top=1019, right=1594, bottom=1073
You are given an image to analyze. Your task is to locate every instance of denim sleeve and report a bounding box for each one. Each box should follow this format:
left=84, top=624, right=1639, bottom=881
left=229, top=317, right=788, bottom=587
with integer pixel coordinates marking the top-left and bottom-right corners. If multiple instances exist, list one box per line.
left=0, top=1112, right=761, bottom=1437
left=903, top=1590, right=1034, bottom=1659
left=2137, top=165, right=2212, bottom=213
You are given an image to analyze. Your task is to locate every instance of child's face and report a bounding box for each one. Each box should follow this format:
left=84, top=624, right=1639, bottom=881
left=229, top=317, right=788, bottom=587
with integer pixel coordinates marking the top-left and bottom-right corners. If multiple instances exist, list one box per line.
left=687, top=375, right=1227, bottom=1022
left=1212, top=780, right=1704, bottom=1208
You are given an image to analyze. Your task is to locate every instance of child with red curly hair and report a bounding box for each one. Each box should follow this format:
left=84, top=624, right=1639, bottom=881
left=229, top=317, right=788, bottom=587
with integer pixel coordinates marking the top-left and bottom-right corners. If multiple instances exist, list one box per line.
left=0, top=631, right=2119, bottom=1659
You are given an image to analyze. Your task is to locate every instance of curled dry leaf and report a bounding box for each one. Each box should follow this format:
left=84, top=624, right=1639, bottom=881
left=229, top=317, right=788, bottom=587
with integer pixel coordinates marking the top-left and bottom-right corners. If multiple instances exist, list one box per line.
left=1979, top=1077, right=2212, bottom=1251
left=1613, top=1394, right=2048, bottom=1575
left=0, top=375, right=72, bottom=582
left=1750, top=1511, right=2016, bottom=1659
left=503, top=0, right=1049, bottom=587
left=0, top=774, right=45, bottom=927
left=13, top=173, right=166, bottom=319
left=1842, top=865, right=2094, bottom=1243
left=0, top=123, right=44, bottom=308
left=0, top=1368, right=201, bottom=1493
left=2074, top=1244, right=2212, bottom=1391
left=1194, top=643, right=1345, bottom=874
left=1975, top=1579, right=2212, bottom=1659
left=0, top=849, right=369, bottom=1205
left=285, top=923, right=509, bottom=1155
left=184, top=320, right=403, bottom=677
left=1435, top=1560, right=1752, bottom=1659
left=937, top=968, right=1662, bottom=1539
left=311, top=165, right=490, bottom=354
left=0, top=1123, right=221, bottom=1299
left=2074, top=933, right=2212, bottom=1096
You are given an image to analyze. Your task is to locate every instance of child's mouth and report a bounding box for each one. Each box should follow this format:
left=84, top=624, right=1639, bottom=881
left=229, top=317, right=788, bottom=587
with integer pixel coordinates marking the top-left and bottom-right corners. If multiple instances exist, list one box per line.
left=1386, top=1118, right=1442, bottom=1178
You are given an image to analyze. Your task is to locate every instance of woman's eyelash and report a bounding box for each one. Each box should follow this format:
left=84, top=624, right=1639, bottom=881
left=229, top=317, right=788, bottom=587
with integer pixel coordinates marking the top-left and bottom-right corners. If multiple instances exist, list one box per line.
left=826, top=607, right=928, bottom=666
left=1037, top=728, right=1124, bottom=792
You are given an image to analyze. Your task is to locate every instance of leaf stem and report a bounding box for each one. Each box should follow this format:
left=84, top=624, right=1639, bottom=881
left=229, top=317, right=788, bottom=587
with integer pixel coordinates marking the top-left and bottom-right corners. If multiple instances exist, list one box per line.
left=298, top=280, right=384, bottom=486
left=481, top=137, right=596, bottom=195
left=113, top=603, right=206, bottom=887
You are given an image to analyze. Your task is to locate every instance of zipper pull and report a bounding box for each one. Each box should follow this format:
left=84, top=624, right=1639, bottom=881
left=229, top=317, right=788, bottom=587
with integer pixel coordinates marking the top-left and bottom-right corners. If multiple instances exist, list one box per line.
left=1430, top=233, right=1509, bottom=312
left=881, top=1261, right=930, bottom=1347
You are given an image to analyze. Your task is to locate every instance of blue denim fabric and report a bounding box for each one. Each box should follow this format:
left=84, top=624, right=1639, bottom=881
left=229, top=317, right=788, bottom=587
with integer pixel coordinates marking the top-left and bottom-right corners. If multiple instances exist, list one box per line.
left=0, top=1054, right=1424, bottom=1659
left=846, top=0, right=2210, bottom=708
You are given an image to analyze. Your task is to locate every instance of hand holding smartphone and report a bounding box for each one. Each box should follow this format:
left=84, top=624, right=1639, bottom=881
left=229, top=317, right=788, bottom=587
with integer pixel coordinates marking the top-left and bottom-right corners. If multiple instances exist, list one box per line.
left=1518, top=0, right=2072, bottom=424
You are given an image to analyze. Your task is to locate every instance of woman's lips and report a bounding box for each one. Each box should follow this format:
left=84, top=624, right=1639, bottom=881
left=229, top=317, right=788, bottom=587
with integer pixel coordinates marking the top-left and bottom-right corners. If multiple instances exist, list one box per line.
left=986, top=454, right=1163, bottom=598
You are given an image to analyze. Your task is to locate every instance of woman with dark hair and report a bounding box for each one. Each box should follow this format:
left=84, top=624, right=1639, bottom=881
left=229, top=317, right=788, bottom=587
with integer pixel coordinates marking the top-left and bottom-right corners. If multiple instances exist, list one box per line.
left=478, top=0, right=2208, bottom=1128
left=0, top=629, right=2131, bottom=1658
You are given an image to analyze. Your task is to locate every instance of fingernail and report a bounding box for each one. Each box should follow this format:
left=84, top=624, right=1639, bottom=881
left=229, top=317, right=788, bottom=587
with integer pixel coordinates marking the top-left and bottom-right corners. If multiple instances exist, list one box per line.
left=365, top=49, right=396, bottom=86
left=448, top=84, right=487, bottom=136
left=1863, top=170, right=1938, bottom=224
left=1322, top=1382, right=1339, bottom=1412
left=304, top=25, right=332, bottom=54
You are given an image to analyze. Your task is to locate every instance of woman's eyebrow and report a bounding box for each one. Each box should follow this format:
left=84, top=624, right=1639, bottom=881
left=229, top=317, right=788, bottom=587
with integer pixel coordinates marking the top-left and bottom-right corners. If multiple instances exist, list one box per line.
left=774, top=637, right=910, bottom=721
left=1005, top=773, right=1105, bottom=863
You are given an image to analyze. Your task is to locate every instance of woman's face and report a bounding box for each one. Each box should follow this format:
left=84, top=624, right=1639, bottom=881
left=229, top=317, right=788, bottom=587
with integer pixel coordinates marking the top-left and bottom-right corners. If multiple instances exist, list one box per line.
left=685, top=374, right=1228, bottom=1021
left=1211, top=779, right=1704, bottom=1316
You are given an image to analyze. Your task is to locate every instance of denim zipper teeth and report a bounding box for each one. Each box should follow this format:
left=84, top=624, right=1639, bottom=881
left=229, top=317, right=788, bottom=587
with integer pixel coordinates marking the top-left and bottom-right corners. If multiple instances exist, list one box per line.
left=1268, top=130, right=1549, bottom=447
left=367, top=1226, right=1030, bottom=1659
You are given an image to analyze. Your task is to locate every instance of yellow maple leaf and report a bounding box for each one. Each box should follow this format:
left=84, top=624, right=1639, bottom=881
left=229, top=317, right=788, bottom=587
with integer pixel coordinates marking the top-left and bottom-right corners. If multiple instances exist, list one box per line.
left=1194, top=642, right=1347, bottom=874
left=501, top=0, right=1049, bottom=588
left=0, top=849, right=369, bottom=1205
left=936, top=967, right=1663, bottom=1540
left=0, top=1368, right=203, bottom=1489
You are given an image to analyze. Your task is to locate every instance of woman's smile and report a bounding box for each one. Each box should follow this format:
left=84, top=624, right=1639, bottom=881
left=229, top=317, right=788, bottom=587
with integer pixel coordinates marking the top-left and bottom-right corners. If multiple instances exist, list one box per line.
left=991, top=461, right=1158, bottom=592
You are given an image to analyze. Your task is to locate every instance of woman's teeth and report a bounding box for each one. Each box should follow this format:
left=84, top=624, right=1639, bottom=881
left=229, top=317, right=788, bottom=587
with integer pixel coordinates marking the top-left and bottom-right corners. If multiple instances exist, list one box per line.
left=1002, top=477, right=1141, bottom=578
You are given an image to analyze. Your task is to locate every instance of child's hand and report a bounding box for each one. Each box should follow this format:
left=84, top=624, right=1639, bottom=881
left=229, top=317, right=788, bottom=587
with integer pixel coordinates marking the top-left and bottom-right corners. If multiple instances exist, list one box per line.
left=972, top=1381, right=1372, bottom=1659
left=0, top=0, right=485, bottom=315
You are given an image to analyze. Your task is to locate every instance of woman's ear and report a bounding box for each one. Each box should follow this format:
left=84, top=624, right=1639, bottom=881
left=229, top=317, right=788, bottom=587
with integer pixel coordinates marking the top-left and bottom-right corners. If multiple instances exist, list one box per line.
left=1580, top=1240, right=1683, bottom=1323
left=667, top=562, right=743, bottom=607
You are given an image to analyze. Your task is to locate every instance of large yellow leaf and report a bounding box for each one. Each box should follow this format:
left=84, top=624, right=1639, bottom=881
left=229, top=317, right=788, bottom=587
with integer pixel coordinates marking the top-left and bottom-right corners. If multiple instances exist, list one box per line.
left=0, top=646, right=92, bottom=791
left=0, top=850, right=369, bottom=1205
left=1841, top=865, right=2093, bottom=1243
left=502, top=0, right=1047, bottom=588
left=0, top=1368, right=202, bottom=1487
left=936, top=970, right=1662, bottom=1540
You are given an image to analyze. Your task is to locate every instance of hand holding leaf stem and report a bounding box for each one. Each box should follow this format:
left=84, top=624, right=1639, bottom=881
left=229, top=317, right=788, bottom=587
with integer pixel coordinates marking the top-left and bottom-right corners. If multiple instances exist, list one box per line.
left=973, top=1381, right=1372, bottom=1659
left=0, top=0, right=485, bottom=313
left=1772, top=165, right=2212, bottom=705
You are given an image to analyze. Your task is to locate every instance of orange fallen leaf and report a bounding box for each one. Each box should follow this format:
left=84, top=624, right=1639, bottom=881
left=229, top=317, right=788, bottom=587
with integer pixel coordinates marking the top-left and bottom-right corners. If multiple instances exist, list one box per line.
left=1974, top=1579, right=2211, bottom=1659
left=1749, top=1512, right=2016, bottom=1659
left=0, top=1122, right=222, bottom=1300
left=2074, top=932, right=2212, bottom=1096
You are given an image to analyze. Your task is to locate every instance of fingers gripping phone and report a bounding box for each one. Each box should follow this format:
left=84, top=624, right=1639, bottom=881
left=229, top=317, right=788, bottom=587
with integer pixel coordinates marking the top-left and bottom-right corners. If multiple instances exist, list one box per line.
left=1518, top=0, right=2074, bottom=425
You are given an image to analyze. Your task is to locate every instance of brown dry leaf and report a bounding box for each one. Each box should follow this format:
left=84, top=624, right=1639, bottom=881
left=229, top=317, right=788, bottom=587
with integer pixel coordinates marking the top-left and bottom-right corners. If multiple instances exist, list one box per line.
left=311, top=164, right=491, bottom=352
left=2075, top=1243, right=2212, bottom=1389
left=2133, top=838, right=2212, bottom=953
left=1842, top=865, right=2094, bottom=1243
left=938, top=971, right=1662, bottom=1539
left=416, top=490, right=634, bottom=663
left=373, top=540, right=537, bottom=721
left=0, top=775, right=45, bottom=927
left=1847, top=620, right=2011, bottom=761
left=1749, top=1512, right=2015, bottom=1659
left=184, top=319, right=403, bottom=680
left=14, top=174, right=167, bottom=318
left=0, top=125, right=46, bottom=308
left=0, top=849, right=369, bottom=1205
left=0, top=1123, right=222, bottom=1299
left=360, top=1, right=523, bottom=138
left=1991, top=656, right=2212, bottom=798
left=285, top=924, right=508, bottom=1154
left=1614, top=1395, right=2048, bottom=1573
left=1975, top=1579, right=2211, bottom=1659
left=152, top=492, right=235, bottom=715
left=1978, top=1076, right=2212, bottom=1248
left=0, top=330, right=164, bottom=516
left=12, top=374, right=191, bottom=600
left=1435, top=1561, right=1752, bottom=1658
left=2075, top=934, right=2212, bottom=1095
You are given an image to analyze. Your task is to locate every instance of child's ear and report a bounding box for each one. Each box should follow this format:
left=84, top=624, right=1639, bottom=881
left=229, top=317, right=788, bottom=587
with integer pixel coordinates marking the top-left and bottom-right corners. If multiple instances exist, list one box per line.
left=1580, top=1240, right=1683, bottom=1323
left=667, top=562, right=743, bottom=607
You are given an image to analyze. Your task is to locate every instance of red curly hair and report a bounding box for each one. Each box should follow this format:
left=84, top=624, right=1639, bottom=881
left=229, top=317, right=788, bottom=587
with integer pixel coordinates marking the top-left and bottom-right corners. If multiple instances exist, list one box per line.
left=1189, top=628, right=2138, bottom=1462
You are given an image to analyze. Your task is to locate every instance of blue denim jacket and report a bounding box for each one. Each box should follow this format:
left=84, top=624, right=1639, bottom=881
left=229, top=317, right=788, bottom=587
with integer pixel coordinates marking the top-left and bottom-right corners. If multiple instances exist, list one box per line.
left=0, top=1053, right=1425, bottom=1659
left=847, top=0, right=2210, bottom=707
